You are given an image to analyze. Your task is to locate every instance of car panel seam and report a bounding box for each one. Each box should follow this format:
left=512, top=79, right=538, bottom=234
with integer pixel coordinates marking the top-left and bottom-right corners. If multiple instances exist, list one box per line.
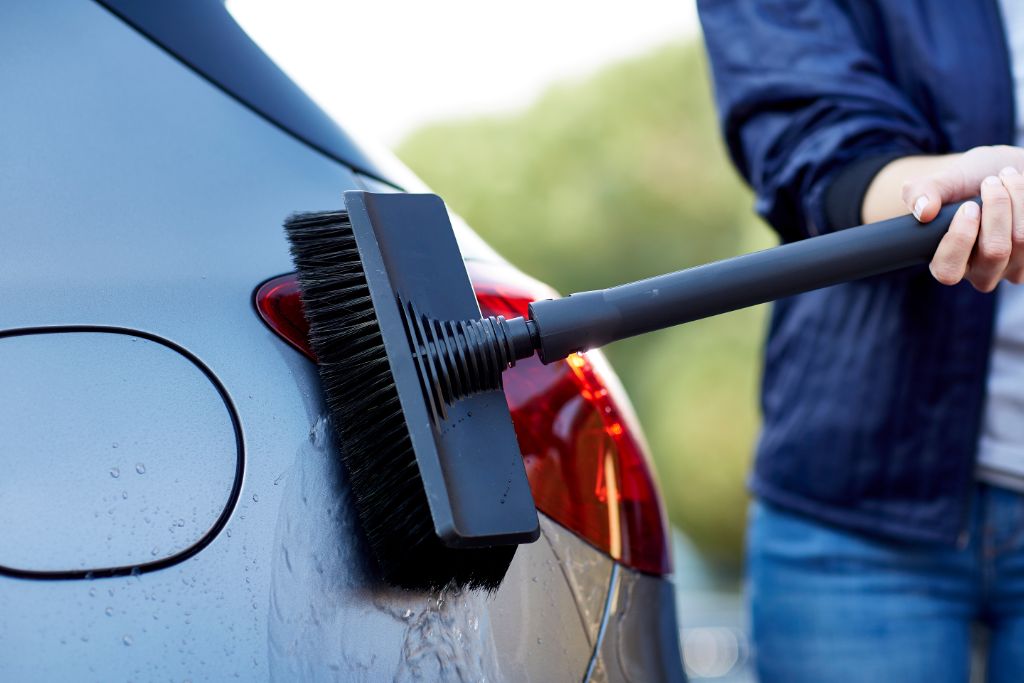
left=0, top=324, right=245, bottom=581
left=583, top=562, right=619, bottom=682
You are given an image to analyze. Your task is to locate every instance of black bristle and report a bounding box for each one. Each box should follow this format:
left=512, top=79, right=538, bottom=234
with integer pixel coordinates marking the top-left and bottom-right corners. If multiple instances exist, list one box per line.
left=284, top=210, right=515, bottom=591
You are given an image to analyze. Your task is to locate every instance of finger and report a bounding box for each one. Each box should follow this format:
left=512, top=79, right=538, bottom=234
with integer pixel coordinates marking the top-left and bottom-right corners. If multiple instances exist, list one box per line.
left=969, top=176, right=1013, bottom=292
left=902, top=165, right=969, bottom=223
left=930, top=201, right=981, bottom=286
left=1000, top=166, right=1024, bottom=283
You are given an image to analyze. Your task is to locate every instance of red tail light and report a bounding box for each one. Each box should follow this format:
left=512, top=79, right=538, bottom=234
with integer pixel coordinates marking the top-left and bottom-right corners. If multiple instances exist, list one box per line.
left=255, top=265, right=671, bottom=575
left=466, top=261, right=670, bottom=575
left=254, top=275, right=310, bottom=357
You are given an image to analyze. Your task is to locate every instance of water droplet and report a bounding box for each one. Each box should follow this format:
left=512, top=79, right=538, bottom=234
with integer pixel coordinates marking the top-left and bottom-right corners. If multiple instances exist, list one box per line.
left=122, top=635, right=133, bottom=646
left=151, top=546, right=159, bottom=557
left=121, top=490, right=128, bottom=500
left=225, top=529, right=232, bottom=538
left=89, top=588, right=96, bottom=597
left=252, top=493, right=259, bottom=503
left=176, top=519, right=185, bottom=527
left=112, top=442, right=119, bottom=449
left=109, top=467, right=120, bottom=479
left=135, top=463, right=146, bottom=475
left=403, top=609, right=413, bottom=619
left=105, top=607, right=114, bottom=617
left=130, top=567, right=141, bottom=577
left=536, top=637, right=542, bottom=645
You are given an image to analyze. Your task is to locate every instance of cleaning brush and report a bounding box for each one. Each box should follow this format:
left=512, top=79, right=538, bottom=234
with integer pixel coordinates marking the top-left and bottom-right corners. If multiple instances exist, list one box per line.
left=285, top=191, right=963, bottom=591
left=286, top=200, right=532, bottom=591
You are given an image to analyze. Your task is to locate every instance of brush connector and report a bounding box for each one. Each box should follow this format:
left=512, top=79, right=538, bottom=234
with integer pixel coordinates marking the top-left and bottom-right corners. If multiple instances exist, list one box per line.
left=399, top=296, right=537, bottom=424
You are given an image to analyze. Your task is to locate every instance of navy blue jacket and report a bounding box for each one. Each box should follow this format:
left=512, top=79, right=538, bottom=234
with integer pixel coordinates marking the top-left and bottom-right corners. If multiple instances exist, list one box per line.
left=698, top=1, right=1015, bottom=543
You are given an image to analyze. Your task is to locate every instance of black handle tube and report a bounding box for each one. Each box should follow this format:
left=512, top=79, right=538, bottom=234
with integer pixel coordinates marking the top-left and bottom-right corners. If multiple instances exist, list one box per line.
left=527, top=203, right=962, bottom=363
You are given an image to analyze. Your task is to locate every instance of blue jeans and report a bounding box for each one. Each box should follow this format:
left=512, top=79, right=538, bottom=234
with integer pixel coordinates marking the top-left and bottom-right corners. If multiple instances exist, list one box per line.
left=748, top=484, right=1024, bottom=682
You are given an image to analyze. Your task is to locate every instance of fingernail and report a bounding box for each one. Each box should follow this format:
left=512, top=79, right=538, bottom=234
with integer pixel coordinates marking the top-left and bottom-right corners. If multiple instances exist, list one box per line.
left=984, top=175, right=1002, bottom=186
left=913, top=196, right=928, bottom=220
left=1002, top=166, right=1020, bottom=176
left=964, top=201, right=980, bottom=219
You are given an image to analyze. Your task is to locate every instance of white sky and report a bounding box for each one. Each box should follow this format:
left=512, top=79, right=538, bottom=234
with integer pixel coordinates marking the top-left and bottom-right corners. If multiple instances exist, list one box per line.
left=227, top=1, right=699, bottom=147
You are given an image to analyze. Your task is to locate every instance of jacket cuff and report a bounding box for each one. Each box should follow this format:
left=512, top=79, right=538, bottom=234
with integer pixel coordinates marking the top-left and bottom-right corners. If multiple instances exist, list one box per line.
left=823, top=152, right=908, bottom=230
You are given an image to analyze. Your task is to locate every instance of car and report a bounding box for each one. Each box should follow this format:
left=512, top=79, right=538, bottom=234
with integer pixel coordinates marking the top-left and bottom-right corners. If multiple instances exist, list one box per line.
left=0, top=1, right=686, bottom=680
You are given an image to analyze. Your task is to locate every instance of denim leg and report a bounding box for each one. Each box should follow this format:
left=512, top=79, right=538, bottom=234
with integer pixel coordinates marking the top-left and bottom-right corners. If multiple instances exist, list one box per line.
left=980, top=486, right=1024, bottom=683
left=986, top=617, right=1024, bottom=683
left=747, top=501, right=978, bottom=683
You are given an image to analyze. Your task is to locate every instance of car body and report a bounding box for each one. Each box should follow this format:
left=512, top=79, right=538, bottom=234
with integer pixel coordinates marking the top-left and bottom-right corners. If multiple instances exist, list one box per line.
left=0, top=1, right=685, bottom=680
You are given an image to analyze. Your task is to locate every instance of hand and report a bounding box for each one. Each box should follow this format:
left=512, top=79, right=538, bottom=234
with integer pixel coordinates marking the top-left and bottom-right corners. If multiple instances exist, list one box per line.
left=899, top=145, right=1024, bottom=291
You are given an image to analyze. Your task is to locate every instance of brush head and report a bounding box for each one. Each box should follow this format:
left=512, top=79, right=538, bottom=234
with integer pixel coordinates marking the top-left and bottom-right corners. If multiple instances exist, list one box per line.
left=284, top=192, right=538, bottom=591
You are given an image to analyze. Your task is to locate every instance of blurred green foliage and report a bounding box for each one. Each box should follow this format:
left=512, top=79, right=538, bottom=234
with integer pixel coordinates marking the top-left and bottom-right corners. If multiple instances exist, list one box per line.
left=397, top=40, right=774, bottom=572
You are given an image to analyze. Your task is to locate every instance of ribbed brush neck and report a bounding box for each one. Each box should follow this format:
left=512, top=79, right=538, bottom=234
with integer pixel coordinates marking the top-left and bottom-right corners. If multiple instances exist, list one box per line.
left=398, top=296, right=537, bottom=425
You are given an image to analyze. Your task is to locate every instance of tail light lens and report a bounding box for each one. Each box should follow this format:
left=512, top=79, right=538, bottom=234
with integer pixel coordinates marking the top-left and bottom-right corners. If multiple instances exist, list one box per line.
left=254, top=275, right=309, bottom=357
left=255, top=264, right=671, bottom=575
left=467, top=261, right=670, bottom=575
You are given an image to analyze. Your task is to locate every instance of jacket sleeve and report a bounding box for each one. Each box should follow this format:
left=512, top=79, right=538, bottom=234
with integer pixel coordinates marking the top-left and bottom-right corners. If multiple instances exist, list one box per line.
left=697, top=0, right=939, bottom=241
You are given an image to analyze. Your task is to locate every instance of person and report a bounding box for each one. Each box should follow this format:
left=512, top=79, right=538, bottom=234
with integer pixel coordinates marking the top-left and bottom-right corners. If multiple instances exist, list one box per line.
left=697, top=2, right=1024, bottom=681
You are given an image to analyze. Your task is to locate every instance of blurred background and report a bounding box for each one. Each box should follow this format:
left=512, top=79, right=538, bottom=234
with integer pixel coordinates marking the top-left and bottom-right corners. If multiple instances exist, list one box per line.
left=228, top=2, right=771, bottom=679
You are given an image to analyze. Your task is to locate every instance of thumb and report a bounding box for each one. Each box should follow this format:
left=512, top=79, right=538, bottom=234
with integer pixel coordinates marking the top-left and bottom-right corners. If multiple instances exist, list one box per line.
left=901, top=169, right=968, bottom=223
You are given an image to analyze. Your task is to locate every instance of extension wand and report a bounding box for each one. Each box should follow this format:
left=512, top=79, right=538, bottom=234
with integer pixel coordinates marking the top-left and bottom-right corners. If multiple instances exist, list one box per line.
left=285, top=191, right=960, bottom=590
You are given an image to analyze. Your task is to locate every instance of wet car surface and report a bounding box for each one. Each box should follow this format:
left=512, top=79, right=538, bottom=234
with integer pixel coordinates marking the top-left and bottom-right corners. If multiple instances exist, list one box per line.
left=0, top=1, right=685, bottom=680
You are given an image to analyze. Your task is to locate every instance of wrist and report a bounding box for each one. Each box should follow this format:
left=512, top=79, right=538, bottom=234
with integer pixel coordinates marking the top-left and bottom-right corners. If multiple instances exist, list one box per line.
left=862, top=154, right=960, bottom=224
